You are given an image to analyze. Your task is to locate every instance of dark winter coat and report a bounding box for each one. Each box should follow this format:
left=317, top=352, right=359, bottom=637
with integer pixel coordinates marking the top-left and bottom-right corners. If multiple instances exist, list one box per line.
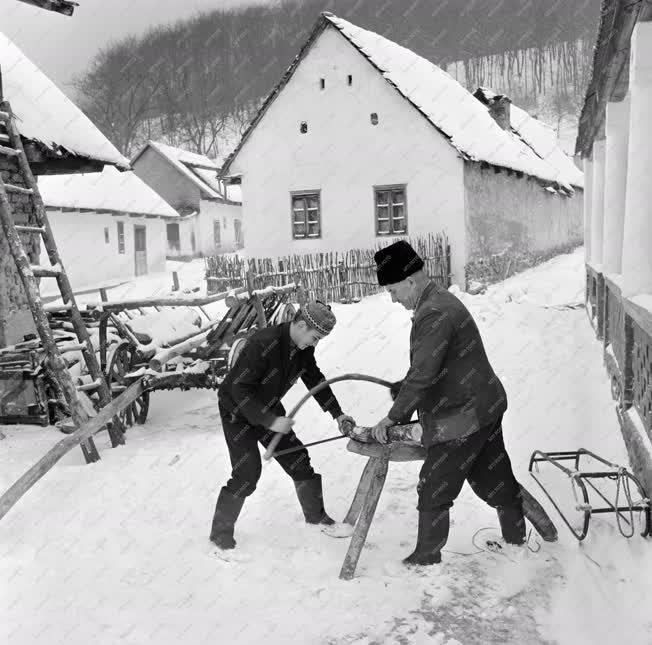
left=388, top=281, right=507, bottom=447
left=218, top=322, right=344, bottom=428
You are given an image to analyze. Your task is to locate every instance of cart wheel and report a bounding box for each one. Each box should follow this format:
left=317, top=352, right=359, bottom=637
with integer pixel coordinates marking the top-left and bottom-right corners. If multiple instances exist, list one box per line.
left=107, top=341, right=149, bottom=428
left=272, top=302, right=296, bottom=325
left=227, top=335, right=248, bottom=371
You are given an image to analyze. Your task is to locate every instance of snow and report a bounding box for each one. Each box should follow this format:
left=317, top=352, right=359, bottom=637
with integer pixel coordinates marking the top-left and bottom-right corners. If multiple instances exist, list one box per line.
left=38, top=166, right=178, bottom=217
left=631, top=294, right=652, bottom=317
left=0, top=31, right=128, bottom=169
left=325, top=14, right=576, bottom=190
left=126, top=308, right=203, bottom=347
left=2, top=246, right=651, bottom=644
left=134, top=141, right=226, bottom=201
left=474, top=87, right=584, bottom=190
left=509, top=103, right=585, bottom=189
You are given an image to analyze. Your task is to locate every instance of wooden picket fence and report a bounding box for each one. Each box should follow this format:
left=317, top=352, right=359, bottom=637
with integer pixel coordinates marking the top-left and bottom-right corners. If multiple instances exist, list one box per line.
left=205, top=234, right=451, bottom=303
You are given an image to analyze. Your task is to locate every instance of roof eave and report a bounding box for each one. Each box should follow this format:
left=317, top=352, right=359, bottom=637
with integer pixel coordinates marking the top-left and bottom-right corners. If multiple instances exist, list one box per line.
left=21, top=136, right=130, bottom=174
left=575, top=0, right=652, bottom=158
left=16, top=0, right=77, bottom=16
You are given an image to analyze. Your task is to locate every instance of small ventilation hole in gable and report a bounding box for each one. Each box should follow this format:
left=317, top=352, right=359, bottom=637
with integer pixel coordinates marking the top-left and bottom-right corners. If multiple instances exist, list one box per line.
left=348, top=75, right=353, bottom=85
left=370, top=112, right=378, bottom=125
left=320, top=78, right=325, bottom=90
left=300, top=121, right=308, bottom=133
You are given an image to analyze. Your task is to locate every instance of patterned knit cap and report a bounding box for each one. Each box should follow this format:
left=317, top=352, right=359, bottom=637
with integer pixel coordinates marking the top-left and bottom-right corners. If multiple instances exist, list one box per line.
left=301, top=300, right=336, bottom=336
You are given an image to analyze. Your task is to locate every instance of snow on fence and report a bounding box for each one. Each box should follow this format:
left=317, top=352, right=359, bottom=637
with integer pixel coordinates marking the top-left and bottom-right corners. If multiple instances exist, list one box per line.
left=204, top=234, right=451, bottom=303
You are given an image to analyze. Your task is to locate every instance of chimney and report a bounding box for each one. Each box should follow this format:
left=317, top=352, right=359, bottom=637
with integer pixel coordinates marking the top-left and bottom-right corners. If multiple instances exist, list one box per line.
left=488, top=95, right=511, bottom=131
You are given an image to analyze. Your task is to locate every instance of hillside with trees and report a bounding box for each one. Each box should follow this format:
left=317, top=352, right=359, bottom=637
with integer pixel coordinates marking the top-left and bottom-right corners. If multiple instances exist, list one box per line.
left=73, top=0, right=601, bottom=161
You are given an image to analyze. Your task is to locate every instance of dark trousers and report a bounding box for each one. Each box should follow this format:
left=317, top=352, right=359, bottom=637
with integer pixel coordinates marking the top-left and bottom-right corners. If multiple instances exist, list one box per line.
left=219, top=407, right=316, bottom=498
left=417, top=415, right=522, bottom=512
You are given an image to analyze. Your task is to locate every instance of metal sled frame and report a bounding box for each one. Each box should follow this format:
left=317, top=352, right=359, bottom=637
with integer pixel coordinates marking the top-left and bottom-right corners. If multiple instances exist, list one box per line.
left=528, top=449, right=651, bottom=541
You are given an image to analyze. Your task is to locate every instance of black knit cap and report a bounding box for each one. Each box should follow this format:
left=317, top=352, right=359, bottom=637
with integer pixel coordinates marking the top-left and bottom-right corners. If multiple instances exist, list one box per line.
left=374, top=240, right=424, bottom=286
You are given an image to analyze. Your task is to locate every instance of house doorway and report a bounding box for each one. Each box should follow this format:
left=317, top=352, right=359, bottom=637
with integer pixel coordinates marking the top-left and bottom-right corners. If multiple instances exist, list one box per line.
left=134, top=225, right=148, bottom=276
left=167, top=222, right=180, bottom=255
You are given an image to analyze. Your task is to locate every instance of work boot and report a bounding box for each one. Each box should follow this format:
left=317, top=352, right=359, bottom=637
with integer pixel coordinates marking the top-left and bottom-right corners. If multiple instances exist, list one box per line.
left=403, top=509, right=450, bottom=566
left=496, top=504, right=527, bottom=545
left=294, top=474, right=335, bottom=525
left=209, top=488, right=245, bottom=550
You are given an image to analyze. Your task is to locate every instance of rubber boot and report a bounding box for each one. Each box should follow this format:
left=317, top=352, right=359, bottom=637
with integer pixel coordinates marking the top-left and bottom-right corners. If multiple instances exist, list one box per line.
left=209, top=488, right=245, bottom=550
left=496, top=504, right=526, bottom=545
left=294, top=474, right=335, bottom=525
left=403, top=509, right=449, bottom=566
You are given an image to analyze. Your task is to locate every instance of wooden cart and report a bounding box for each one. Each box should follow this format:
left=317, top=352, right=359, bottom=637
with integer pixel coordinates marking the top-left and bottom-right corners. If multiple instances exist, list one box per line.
left=0, top=283, right=299, bottom=430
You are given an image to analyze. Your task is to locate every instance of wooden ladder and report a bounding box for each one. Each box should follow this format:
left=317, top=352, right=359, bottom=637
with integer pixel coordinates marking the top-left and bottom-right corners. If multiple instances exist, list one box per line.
left=0, top=98, right=124, bottom=462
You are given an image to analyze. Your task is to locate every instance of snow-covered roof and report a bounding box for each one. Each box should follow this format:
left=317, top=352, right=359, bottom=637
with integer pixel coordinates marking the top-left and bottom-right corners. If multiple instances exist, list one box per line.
left=0, top=31, right=129, bottom=169
left=131, top=141, right=240, bottom=203
left=221, top=13, right=580, bottom=192
left=474, top=87, right=584, bottom=189
left=39, top=166, right=178, bottom=217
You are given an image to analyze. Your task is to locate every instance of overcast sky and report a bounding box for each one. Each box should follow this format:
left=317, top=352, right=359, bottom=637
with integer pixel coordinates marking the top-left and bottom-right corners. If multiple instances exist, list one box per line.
left=2, top=0, right=272, bottom=91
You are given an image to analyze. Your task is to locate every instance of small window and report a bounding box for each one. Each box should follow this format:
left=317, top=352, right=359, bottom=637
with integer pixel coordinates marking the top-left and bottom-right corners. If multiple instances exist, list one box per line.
left=347, top=75, right=353, bottom=85
left=291, top=192, right=321, bottom=239
left=214, top=219, right=221, bottom=249
left=375, top=186, right=407, bottom=236
left=300, top=121, right=308, bottom=134
left=117, top=221, right=125, bottom=254
left=370, top=112, right=379, bottom=125
left=104, top=227, right=109, bottom=244
left=320, top=78, right=325, bottom=90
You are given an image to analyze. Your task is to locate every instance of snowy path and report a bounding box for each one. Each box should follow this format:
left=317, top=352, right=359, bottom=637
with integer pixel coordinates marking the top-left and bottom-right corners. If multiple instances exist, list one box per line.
left=1, top=248, right=650, bottom=645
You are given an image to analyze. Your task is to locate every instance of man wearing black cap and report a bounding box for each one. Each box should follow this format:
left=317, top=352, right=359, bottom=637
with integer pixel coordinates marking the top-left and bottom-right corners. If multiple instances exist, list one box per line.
left=371, top=240, right=526, bottom=566
left=210, top=301, right=356, bottom=551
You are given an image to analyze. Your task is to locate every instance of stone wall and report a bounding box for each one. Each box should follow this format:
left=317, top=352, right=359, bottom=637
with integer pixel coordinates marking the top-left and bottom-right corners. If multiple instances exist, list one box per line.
left=0, top=156, right=39, bottom=347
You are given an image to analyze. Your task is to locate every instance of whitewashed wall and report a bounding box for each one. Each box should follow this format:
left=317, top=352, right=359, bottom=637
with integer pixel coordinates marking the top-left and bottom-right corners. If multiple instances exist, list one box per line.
left=42, top=209, right=168, bottom=293
left=229, top=26, right=466, bottom=285
left=197, top=201, right=243, bottom=255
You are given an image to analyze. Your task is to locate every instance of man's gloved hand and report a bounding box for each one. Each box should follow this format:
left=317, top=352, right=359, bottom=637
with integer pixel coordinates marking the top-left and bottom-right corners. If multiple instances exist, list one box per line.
left=336, top=413, right=356, bottom=437
left=389, top=380, right=404, bottom=401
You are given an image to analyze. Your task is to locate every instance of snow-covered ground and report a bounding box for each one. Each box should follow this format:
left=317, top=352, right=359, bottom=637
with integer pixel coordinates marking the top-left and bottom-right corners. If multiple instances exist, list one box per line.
left=2, top=247, right=651, bottom=645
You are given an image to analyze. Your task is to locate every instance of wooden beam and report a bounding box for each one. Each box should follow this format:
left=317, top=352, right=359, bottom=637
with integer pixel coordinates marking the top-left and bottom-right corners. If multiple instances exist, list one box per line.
left=0, top=379, right=145, bottom=522
left=43, top=286, right=248, bottom=313
left=577, top=0, right=645, bottom=156
left=15, top=0, right=77, bottom=16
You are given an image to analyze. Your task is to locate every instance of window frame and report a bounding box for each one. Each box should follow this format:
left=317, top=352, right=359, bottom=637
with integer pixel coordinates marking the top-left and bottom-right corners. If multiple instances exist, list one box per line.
left=290, top=190, right=322, bottom=240
left=373, top=184, right=408, bottom=237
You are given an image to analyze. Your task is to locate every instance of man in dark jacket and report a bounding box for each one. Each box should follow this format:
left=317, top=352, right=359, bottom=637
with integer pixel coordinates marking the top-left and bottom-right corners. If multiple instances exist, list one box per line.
left=371, top=240, right=525, bottom=566
left=210, top=300, right=356, bottom=550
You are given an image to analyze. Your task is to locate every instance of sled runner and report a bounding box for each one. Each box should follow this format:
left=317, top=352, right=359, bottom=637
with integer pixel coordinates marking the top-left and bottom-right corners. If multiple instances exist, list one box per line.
left=528, top=448, right=651, bottom=540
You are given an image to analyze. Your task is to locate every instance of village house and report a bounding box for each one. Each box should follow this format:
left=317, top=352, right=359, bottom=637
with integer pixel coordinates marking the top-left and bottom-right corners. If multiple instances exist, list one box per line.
left=0, top=31, right=129, bottom=347
left=576, top=1, right=652, bottom=493
left=220, top=12, right=583, bottom=288
left=131, top=141, right=243, bottom=259
left=37, top=166, right=178, bottom=293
